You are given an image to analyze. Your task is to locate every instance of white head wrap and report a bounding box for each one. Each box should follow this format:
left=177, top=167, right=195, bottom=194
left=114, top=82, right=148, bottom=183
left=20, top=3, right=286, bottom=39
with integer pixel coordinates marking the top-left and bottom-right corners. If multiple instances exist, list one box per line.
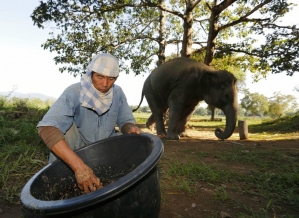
left=80, top=53, right=119, bottom=115
left=86, top=53, right=119, bottom=77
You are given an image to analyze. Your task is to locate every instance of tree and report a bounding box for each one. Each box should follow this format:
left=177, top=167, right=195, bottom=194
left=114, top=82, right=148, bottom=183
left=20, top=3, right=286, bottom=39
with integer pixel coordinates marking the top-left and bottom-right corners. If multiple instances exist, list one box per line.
left=241, top=91, right=268, bottom=116
left=268, top=101, right=284, bottom=118
left=31, top=0, right=298, bottom=79
left=140, top=105, right=151, bottom=113
left=238, top=103, right=245, bottom=117
left=193, top=106, right=207, bottom=116
left=268, top=91, right=298, bottom=117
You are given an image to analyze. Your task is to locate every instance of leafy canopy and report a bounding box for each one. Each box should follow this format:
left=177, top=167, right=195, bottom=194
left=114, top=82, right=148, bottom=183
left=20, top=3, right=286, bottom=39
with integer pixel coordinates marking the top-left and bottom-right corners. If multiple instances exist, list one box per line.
left=31, top=0, right=299, bottom=79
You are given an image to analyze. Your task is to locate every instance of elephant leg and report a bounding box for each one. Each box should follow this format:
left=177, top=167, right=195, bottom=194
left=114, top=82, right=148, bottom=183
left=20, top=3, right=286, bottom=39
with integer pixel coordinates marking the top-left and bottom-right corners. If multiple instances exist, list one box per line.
left=166, top=102, right=184, bottom=140
left=167, top=103, right=197, bottom=140
left=167, top=109, right=181, bottom=139
left=145, top=95, right=167, bottom=138
left=179, top=132, right=188, bottom=137
left=146, top=114, right=155, bottom=132
left=151, top=109, right=167, bottom=138
left=177, top=117, right=190, bottom=138
left=177, top=105, right=197, bottom=137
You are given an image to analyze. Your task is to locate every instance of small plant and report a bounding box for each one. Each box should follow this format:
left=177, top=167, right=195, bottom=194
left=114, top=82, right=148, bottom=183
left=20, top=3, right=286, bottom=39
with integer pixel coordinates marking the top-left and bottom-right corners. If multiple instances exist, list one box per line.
left=213, top=185, right=228, bottom=202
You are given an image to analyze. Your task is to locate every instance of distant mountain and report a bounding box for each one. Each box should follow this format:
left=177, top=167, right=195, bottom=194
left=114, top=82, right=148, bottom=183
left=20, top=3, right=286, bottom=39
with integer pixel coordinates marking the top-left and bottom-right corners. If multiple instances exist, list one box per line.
left=0, top=92, right=57, bottom=101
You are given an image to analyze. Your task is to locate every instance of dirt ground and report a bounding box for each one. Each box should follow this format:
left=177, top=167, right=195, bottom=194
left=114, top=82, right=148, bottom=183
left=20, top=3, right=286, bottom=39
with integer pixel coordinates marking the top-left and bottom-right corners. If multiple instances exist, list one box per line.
left=157, top=129, right=299, bottom=218
left=1, top=126, right=298, bottom=218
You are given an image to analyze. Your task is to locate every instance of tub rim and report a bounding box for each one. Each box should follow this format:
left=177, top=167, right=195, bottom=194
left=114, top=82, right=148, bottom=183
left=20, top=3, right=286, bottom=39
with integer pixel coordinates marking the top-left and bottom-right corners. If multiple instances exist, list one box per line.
left=20, top=133, right=164, bottom=215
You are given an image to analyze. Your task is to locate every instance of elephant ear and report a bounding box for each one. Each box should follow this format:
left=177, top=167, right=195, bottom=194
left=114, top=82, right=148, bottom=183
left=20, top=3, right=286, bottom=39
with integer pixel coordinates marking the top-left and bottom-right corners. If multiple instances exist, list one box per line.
left=197, top=72, right=219, bottom=93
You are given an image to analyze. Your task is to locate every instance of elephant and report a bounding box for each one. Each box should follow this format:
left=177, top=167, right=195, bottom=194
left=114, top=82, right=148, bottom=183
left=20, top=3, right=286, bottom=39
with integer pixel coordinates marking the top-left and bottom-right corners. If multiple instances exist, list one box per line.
left=133, top=57, right=238, bottom=140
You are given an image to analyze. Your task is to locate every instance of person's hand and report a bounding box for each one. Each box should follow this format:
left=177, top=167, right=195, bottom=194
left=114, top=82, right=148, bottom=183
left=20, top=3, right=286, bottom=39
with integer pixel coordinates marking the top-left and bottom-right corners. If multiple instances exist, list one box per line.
left=128, top=125, right=142, bottom=134
left=121, top=123, right=142, bottom=134
left=74, top=164, right=103, bottom=193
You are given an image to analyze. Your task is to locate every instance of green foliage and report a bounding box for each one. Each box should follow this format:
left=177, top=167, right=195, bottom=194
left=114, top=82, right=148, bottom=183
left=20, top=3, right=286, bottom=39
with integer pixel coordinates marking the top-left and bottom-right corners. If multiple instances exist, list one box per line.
left=241, top=90, right=299, bottom=118
left=249, top=113, right=299, bottom=133
left=11, top=97, right=30, bottom=111
left=133, top=112, right=151, bottom=124
left=0, top=113, right=48, bottom=203
left=193, top=106, right=207, bottom=116
left=0, top=96, right=7, bottom=110
left=268, top=92, right=298, bottom=117
left=131, top=105, right=151, bottom=113
left=191, top=52, right=247, bottom=94
left=31, top=0, right=160, bottom=76
left=0, top=96, right=52, bottom=112
left=30, top=0, right=299, bottom=79
left=241, top=92, right=269, bottom=116
left=0, top=115, right=42, bottom=145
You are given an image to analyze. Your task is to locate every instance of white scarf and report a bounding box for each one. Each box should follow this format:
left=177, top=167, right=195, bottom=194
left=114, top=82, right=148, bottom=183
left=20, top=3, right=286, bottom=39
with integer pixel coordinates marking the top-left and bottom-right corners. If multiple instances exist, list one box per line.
left=79, top=53, right=119, bottom=115
left=80, top=74, right=113, bottom=115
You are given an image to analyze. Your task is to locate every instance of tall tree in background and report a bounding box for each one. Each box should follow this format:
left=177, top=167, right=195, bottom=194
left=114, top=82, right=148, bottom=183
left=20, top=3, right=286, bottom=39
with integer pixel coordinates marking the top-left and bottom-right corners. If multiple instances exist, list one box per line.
left=268, top=92, right=298, bottom=117
left=241, top=91, right=269, bottom=116
left=31, top=0, right=298, bottom=79
left=240, top=91, right=298, bottom=117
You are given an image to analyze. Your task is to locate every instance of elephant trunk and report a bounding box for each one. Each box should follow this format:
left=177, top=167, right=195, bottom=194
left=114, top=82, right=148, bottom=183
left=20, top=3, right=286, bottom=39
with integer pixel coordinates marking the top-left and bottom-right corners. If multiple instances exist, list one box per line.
left=215, top=105, right=237, bottom=140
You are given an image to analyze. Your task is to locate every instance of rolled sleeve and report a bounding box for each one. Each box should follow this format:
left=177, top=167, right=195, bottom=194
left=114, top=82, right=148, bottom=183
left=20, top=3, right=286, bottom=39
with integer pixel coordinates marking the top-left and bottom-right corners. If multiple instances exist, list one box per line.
left=37, top=85, right=77, bottom=134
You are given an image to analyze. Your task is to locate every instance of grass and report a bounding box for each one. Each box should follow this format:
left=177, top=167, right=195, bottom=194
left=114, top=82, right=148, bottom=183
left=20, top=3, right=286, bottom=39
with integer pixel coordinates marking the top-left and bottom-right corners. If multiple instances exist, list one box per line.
left=1, top=107, right=299, bottom=217
left=160, top=147, right=299, bottom=217
left=139, top=112, right=299, bottom=217
left=0, top=111, right=48, bottom=204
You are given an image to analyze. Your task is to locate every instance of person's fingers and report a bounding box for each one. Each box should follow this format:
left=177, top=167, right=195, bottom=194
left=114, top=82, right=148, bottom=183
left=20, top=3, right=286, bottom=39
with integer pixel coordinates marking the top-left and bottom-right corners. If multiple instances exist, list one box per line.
left=83, top=184, right=90, bottom=193
left=95, top=178, right=103, bottom=189
left=75, top=165, right=104, bottom=192
left=129, top=126, right=142, bottom=134
left=88, top=184, right=96, bottom=192
left=78, top=183, right=84, bottom=191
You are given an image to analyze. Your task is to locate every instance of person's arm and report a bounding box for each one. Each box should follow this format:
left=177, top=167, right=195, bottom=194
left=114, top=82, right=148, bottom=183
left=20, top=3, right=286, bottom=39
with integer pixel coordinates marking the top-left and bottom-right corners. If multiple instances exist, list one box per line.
left=38, top=126, right=102, bottom=193
left=51, top=140, right=103, bottom=193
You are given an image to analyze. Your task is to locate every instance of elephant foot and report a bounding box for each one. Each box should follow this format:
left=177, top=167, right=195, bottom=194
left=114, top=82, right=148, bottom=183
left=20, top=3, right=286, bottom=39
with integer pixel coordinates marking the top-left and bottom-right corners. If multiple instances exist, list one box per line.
left=167, top=133, right=180, bottom=140
left=179, top=132, right=188, bottom=138
left=157, top=133, right=167, bottom=139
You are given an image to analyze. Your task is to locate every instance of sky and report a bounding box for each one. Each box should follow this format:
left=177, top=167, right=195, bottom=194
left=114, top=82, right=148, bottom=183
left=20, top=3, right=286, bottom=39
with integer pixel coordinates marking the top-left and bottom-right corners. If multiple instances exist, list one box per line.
left=0, top=0, right=298, bottom=107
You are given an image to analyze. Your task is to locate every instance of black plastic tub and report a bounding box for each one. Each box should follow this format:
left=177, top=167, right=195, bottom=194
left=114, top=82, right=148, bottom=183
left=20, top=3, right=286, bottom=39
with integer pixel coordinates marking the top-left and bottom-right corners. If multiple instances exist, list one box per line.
left=20, top=133, right=164, bottom=218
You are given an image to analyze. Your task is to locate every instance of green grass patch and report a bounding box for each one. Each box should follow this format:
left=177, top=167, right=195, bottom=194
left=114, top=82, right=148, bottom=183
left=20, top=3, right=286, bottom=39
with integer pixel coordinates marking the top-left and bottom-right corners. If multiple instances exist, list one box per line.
left=159, top=138, right=299, bottom=216
left=0, top=112, right=48, bottom=203
left=1, top=100, right=299, bottom=217
left=247, top=114, right=299, bottom=133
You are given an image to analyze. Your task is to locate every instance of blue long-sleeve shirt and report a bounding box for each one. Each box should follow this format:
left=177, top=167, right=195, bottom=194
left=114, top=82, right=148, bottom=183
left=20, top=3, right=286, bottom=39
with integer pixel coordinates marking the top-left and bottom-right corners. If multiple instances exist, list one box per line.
left=37, top=82, right=136, bottom=144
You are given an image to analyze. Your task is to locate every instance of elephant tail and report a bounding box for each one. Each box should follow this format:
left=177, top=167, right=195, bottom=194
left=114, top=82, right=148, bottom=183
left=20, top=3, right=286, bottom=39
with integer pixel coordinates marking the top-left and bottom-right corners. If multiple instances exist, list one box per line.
left=132, top=91, right=145, bottom=112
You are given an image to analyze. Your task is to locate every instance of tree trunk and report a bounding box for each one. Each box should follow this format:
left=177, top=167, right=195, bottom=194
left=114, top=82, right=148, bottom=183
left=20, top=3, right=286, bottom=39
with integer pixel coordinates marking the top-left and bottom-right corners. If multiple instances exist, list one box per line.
left=204, top=2, right=219, bottom=66
left=157, top=0, right=166, bottom=66
left=209, top=105, right=215, bottom=120
left=180, top=0, right=194, bottom=58
left=204, top=0, right=238, bottom=66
